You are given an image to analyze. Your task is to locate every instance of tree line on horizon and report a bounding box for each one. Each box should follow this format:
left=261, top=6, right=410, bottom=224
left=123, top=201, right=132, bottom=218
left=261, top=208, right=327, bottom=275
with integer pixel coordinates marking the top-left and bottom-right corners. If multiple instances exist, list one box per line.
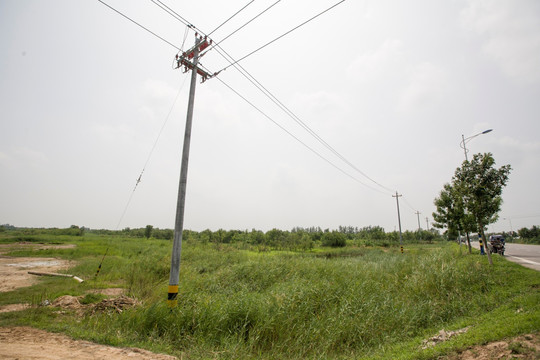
left=2, top=222, right=539, bottom=246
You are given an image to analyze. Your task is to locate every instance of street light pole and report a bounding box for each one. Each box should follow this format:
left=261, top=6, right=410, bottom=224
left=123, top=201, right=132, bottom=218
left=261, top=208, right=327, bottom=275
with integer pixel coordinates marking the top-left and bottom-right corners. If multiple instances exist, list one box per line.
left=460, top=129, right=493, bottom=161
left=459, top=128, right=494, bottom=259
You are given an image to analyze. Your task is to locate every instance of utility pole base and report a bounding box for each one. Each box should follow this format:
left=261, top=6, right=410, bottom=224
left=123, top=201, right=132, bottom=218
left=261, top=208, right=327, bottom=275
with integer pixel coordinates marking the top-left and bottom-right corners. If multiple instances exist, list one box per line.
left=167, top=285, right=179, bottom=308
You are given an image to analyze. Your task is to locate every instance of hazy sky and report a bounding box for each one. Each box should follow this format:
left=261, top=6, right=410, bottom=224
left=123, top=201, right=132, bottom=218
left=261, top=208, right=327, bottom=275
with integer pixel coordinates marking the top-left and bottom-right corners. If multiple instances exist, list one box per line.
left=1, top=0, right=539, bottom=233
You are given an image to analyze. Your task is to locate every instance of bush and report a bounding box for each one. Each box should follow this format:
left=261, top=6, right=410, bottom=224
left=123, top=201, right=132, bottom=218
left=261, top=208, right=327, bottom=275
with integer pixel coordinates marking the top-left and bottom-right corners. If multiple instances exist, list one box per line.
left=321, top=231, right=346, bottom=247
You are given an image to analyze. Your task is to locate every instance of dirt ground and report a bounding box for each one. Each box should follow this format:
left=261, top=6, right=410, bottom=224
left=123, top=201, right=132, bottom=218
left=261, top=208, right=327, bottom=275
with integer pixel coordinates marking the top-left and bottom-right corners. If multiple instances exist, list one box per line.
left=0, top=326, right=177, bottom=360
left=0, top=243, right=75, bottom=292
left=445, top=333, right=540, bottom=360
left=0, top=242, right=178, bottom=359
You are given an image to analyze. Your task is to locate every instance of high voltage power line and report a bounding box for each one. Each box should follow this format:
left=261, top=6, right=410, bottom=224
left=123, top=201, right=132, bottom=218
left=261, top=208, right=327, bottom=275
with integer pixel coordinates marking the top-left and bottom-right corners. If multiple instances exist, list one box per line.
left=147, top=0, right=395, bottom=196
left=203, top=0, right=283, bottom=52
left=216, top=0, right=347, bottom=73
left=208, top=0, right=256, bottom=36
left=95, top=0, right=430, bottom=286
left=214, top=76, right=390, bottom=196
left=96, top=0, right=425, bottom=210
left=97, top=0, right=180, bottom=50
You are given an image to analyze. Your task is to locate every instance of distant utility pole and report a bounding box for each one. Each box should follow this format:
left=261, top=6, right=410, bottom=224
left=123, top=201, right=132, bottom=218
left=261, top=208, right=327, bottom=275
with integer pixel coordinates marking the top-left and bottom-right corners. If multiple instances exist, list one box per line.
left=415, top=211, right=422, bottom=231
left=168, top=34, right=213, bottom=309
left=393, top=192, right=404, bottom=253
left=425, top=217, right=429, bottom=231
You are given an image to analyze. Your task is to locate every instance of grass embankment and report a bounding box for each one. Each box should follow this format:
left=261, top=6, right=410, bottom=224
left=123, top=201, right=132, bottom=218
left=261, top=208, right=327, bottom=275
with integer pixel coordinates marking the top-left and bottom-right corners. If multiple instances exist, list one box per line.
left=0, top=234, right=538, bottom=359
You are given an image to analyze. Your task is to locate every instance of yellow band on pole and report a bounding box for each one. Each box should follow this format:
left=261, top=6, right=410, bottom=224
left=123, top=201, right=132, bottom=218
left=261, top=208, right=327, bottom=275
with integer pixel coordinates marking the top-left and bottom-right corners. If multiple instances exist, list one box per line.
left=167, top=285, right=179, bottom=308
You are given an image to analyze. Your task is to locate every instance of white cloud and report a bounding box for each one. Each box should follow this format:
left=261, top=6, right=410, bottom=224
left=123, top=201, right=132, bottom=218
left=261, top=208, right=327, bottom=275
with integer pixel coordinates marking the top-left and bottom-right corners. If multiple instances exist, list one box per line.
left=496, top=136, right=540, bottom=152
left=91, top=122, right=134, bottom=145
left=347, top=39, right=405, bottom=83
left=0, top=147, right=49, bottom=169
left=398, top=62, right=448, bottom=113
left=460, top=0, right=540, bottom=83
left=141, top=78, right=177, bottom=101
left=0, top=151, right=10, bottom=163
left=291, top=90, right=348, bottom=123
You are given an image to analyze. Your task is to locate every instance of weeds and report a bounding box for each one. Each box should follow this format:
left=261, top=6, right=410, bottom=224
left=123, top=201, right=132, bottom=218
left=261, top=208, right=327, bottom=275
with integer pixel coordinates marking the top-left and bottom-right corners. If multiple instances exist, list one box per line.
left=0, top=234, right=538, bottom=359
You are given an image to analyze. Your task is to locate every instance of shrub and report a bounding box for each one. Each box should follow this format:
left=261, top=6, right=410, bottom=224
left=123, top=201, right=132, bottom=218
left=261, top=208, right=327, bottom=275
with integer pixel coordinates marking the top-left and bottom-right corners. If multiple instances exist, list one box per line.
left=321, top=231, right=346, bottom=247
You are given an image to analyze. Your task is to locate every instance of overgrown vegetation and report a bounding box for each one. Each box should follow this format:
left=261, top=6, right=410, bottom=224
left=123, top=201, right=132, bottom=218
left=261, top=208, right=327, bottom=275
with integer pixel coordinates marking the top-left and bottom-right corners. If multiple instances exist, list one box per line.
left=0, top=229, right=538, bottom=359
left=496, top=225, right=540, bottom=245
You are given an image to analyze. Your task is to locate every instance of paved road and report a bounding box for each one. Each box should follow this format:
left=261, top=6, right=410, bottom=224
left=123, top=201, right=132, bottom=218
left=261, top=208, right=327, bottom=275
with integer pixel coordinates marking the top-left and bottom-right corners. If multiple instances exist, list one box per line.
left=470, top=241, right=540, bottom=271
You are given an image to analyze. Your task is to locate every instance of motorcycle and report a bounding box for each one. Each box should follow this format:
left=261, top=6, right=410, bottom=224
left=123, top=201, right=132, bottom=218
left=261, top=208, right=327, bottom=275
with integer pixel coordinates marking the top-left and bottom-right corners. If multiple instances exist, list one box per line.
left=488, top=235, right=505, bottom=256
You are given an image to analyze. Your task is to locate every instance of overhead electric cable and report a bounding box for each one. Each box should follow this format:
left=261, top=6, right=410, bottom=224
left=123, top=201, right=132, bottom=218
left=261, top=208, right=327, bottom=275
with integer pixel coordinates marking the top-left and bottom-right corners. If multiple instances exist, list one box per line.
left=148, top=0, right=394, bottom=195
left=215, top=77, right=389, bottom=195
left=153, top=0, right=206, bottom=36
left=217, top=0, right=346, bottom=72
left=205, top=36, right=396, bottom=194
left=97, top=0, right=180, bottom=50
left=208, top=0, right=256, bottom=36
left=117, top=75, right=188, bottom=228
left=95, top=75, right=188, bottom=278
left=103, top=0, right=393, bottom=197
left=205, top=0, right=282, bottom=51
left=402, top=196, right=420, bottom=213
left=180, top=25, right=190, bottom=51
left=150, top=0, right=191, bottom=28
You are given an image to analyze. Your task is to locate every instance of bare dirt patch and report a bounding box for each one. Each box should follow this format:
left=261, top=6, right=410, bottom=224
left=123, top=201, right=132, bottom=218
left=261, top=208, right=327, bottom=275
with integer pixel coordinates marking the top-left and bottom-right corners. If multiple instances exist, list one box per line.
left=0, top=255, right=73, bottom=292
left=0, top=303, right=30, bottom=313
left=445, top=333, right=540, bottom=360
left=0, top=326, right=177, bottom=360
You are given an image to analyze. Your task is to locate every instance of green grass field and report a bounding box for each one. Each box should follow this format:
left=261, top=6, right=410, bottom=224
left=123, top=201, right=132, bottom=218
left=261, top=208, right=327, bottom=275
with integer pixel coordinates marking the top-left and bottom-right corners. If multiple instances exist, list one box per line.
left=0, top=233, right=538, bottom=359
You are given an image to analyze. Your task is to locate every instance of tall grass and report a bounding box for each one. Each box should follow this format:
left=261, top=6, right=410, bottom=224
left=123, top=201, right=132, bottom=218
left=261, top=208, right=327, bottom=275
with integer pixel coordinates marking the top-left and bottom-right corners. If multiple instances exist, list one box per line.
left=1, top=235, right=538, bottom=359
left=72, top=243, right=537, bottom=359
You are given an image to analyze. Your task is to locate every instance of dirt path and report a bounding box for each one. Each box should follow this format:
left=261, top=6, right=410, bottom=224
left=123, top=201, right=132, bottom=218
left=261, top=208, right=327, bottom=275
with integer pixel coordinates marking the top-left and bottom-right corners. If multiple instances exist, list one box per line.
left=0, top=327, right=177, bottom=360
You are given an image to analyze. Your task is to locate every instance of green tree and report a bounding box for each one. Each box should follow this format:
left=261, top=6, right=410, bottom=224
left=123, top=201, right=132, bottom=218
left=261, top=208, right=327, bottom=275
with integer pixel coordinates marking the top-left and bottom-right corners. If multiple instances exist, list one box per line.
left=144, top=225, right=153, bottom=239
left=432, top=183, right=476, bottom=253
left=453, top=153, right=511, bottom=265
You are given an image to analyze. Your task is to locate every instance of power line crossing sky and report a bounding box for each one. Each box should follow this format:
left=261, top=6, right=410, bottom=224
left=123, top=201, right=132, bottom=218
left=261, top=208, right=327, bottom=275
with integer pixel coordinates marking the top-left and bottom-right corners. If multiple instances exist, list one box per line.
left=1, top=0, right=539, bottom=233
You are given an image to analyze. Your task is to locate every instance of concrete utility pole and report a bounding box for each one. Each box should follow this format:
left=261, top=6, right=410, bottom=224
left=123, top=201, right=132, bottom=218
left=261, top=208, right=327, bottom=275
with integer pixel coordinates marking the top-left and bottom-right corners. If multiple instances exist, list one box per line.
left=415, top=211, right=422, bottom=231
left=393, top=192, right=404, bottom=253
left=168, top=34, right=212, bottom=309
left=425, top=217, right=429, bottom=231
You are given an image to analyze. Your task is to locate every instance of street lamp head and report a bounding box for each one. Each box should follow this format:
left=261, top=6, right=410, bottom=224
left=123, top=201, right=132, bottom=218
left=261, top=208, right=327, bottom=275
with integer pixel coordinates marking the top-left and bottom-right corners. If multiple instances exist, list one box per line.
left=482, top=129, right=493, bottom=134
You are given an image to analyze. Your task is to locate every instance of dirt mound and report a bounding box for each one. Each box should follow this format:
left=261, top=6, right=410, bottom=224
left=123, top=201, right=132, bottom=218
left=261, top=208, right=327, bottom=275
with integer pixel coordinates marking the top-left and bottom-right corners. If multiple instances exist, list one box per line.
left=88, top=287, right=125, bottom=296
left=0, top=326, right=177, bottom=359
left=422, top=327, right=470, bottom=349
left=52, top=295, right=82, bottom=309
left=45, top=294, right=139, bottom=315
left=90, top=295, right=140, bottom=314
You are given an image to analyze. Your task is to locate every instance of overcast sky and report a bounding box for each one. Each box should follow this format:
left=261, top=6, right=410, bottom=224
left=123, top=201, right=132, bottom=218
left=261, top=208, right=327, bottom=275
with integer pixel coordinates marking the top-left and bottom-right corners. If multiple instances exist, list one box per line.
left=1, top=0, right=539, bottom=233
